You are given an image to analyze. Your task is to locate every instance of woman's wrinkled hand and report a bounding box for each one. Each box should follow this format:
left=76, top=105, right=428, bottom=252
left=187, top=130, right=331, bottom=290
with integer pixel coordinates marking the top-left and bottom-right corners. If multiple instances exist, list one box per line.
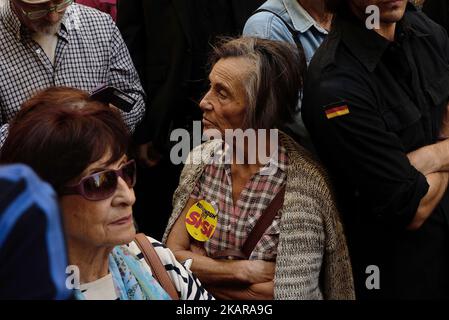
left=242, top=260, right=275, bottom=284
left=190, top=241, right=208, bottom=256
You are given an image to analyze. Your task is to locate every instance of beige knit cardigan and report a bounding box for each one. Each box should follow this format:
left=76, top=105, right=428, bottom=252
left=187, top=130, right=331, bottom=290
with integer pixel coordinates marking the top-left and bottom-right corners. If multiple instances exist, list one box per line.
left=162, top=132, right=355, bottom=300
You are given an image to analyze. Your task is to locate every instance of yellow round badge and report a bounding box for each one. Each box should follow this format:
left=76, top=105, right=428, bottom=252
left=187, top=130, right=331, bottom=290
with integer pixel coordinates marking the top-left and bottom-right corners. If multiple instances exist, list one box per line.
left=185, top=200, right=218, bottom=242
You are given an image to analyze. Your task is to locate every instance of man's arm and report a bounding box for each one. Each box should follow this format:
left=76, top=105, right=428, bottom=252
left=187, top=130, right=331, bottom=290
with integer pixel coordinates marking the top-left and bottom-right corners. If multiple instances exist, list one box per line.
left=166, top=197, right=275, bottom=287
left=404, top=113, right=449, bottom=230
left=407, top=171, right=449, bottom=230
left=407, top=111, right=449, bottom=175
left=302, top=72, right=436, bottom=230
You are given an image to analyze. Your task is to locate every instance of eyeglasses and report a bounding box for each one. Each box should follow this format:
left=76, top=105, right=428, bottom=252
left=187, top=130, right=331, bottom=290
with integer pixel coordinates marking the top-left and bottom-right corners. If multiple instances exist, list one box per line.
left=61, top=160, right=136, bottom=201
left=17, top=0, right=74, bottom=20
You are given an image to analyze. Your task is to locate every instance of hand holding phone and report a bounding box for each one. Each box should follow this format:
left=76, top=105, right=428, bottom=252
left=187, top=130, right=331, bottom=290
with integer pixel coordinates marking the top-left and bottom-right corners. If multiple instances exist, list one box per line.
left=90, top=85, right=136, bottom=113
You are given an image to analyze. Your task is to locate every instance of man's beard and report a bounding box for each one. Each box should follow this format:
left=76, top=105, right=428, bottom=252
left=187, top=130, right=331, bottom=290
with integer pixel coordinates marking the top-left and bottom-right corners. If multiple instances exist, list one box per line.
left=31, top=20, right=62, bottom=35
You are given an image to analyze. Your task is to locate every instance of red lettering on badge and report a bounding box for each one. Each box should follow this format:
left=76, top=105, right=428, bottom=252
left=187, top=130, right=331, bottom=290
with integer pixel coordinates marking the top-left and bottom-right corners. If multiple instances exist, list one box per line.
left=185, top=211, right=200, bottom=225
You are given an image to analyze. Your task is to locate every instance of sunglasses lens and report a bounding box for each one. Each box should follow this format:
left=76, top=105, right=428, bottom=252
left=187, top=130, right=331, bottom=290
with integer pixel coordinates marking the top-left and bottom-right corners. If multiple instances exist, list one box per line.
left=121, top=161, right=136, bottom=187
left=83, top=171, right=117, bottom=200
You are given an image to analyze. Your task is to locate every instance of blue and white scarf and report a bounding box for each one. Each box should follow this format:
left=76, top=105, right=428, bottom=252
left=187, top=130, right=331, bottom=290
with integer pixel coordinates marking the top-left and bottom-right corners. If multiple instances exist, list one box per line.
left=74, top=246, right=171, bottom=300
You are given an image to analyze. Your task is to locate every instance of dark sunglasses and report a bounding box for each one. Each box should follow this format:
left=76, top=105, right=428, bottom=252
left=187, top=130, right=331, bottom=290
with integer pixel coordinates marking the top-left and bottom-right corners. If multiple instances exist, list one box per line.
left=61, top=160, right=136, bottom=201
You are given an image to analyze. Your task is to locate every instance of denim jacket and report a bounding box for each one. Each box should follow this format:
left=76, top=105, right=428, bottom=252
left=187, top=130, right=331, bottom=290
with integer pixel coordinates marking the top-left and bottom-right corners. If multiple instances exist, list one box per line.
left=243, top=0, right=328, bottom=64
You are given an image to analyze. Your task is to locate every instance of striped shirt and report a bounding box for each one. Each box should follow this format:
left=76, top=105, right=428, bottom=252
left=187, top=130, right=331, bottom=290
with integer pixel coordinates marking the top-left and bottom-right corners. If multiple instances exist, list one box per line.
left=191, top=144, right=288, bottom=261
left=80, top=236, right=214, bottom=300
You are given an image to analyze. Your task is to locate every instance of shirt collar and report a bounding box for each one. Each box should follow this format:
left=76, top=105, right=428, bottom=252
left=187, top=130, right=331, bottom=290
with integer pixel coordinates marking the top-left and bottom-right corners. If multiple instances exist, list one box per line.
left=0, top=0, right=76, bottom=41
left=338, top=3, right=429, bottom=72
left=283, top=0, right=328, bottom=35
left=60, top=4, right=82, bottom=36
left=57, top=7, right=71, bottom=42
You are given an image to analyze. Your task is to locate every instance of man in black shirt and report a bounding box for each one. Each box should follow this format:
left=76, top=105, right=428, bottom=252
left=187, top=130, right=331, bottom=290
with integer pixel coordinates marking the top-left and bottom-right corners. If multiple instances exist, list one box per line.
left=303, top=0, right=449, bottom=299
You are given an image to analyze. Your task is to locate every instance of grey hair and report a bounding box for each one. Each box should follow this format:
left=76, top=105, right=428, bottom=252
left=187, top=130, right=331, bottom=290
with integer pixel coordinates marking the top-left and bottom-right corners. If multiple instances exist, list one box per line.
left=209, top=36, right=305, bottom=130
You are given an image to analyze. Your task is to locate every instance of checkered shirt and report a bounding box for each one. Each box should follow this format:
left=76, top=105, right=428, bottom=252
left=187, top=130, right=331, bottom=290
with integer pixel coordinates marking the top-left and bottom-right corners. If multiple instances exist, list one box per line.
left=0, top=1, right=145, bottom=146
left=191, top=144, right=288, bottom=261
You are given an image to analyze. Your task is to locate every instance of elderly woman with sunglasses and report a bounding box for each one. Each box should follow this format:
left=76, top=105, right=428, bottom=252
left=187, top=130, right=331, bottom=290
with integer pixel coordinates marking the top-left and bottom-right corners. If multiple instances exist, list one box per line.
left=0, top=87, right=213, bottom=300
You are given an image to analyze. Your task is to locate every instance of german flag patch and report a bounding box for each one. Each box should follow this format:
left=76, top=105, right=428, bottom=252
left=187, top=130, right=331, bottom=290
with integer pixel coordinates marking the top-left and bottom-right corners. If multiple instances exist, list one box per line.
left=325, top=103, right=350, bottom=119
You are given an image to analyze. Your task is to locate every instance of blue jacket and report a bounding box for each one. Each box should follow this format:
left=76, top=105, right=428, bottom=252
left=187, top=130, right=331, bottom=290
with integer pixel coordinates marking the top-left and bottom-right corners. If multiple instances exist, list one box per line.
left=0, top=164, right=71, bottom=300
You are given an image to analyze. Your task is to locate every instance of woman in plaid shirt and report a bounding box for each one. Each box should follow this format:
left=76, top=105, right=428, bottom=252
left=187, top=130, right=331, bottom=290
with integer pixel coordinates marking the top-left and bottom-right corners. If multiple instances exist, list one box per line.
left=164, top=37, right=355, bottom=300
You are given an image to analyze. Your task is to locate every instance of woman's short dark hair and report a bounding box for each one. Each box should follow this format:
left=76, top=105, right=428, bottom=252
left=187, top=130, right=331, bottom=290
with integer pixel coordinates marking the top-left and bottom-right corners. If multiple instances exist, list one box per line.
left=0, top=87, right=131, bottom=194
left=209, top=36, right=304, bottom=130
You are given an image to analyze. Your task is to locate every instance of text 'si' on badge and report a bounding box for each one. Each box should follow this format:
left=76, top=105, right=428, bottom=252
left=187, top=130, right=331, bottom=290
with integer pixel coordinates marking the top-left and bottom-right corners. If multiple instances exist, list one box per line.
left=185, top=200, right=218, bottom=242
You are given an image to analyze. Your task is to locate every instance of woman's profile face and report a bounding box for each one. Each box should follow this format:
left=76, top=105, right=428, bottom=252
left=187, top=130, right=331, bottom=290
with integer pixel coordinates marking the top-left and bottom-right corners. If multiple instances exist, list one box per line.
left=199, top=57, right=254, bottom=136
left=60, top=154, right=136, bottom=248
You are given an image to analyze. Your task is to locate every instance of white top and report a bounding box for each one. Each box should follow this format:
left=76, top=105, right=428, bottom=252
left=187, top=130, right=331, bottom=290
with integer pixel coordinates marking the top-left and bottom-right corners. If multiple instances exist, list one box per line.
left=78, top=236, right=213, bottom=300
left=80, top=274, right=118, bottom=300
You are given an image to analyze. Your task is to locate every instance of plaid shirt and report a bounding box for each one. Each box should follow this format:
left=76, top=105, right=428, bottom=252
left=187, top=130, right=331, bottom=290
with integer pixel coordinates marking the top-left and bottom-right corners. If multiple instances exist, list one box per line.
left=0, top=2, right=145, bottom=146
left=191, top=144, right=288, bottom=261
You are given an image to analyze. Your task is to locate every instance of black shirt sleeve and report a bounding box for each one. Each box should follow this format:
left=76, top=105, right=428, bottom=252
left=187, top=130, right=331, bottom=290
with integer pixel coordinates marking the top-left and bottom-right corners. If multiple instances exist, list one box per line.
left=302, top=68, right=429, bottom=228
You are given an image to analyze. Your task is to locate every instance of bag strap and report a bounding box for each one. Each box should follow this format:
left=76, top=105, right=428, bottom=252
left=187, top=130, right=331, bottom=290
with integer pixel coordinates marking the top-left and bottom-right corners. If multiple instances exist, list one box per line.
left=134, top=233, right=179, bottom=300
left=241, top=185, right=286, bottom=258
left=254, top=8, right=308, bottom=71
